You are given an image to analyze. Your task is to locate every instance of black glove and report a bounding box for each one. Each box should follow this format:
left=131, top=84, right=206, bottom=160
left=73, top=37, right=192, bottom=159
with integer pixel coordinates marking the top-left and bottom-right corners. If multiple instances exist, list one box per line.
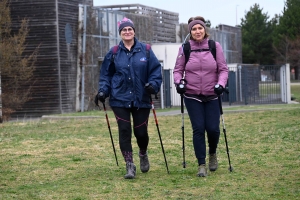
left=214, top=84, right=224, bottom=95
left=97, top=92, right=106, bottom=103
left=176, top=78, right=187, bottom=94
left=176, top=84, right=186, bottom=94
left=145, top=83, right=156, bottom=94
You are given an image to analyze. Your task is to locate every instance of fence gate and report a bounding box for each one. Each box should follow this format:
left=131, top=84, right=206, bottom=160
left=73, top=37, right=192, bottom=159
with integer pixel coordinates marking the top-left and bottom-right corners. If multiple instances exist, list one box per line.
left=225, top=64, right=291, bottom=105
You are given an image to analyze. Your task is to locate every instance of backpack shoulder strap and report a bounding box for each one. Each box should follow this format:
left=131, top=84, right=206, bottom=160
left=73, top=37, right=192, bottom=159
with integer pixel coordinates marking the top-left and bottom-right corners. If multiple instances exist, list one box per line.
left=112, top=45, right=119, bottom=54
left=146, top=43, right=151, bottom=50
left=183, top=40, right=216, bottom=64
left=108, top=45, right=119, bottom=74
left=111, top=45, right=119, bottom=63
left=145, top=43, right=151, bottom=59
left=182, top=41, right=191, bottom=65
left=208, top=39, right=216, bottom=61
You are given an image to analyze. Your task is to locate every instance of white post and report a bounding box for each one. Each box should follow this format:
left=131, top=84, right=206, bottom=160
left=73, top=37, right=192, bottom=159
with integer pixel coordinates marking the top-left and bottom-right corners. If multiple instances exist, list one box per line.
left=76, top=5, right=84, bottom=112
left=238, top=65, right=243, bottom=102
left=81, top=5, right=87, bottom=112
left=280, top=63, right=291, bottom=103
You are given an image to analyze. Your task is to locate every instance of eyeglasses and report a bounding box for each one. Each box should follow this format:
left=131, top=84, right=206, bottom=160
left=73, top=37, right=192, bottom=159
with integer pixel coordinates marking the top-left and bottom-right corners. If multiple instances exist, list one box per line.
left=121, top=28, right=133, bottom=32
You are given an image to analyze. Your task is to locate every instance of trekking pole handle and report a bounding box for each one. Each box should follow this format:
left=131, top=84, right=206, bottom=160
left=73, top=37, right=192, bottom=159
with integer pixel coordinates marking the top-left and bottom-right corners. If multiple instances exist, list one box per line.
left=145, top=83, right=158, bottom=100
left=178, top=79, right=187, bottom=92
left=179, top=78, right=187, bottom=87
left=149, top=95, right=153, bottom=104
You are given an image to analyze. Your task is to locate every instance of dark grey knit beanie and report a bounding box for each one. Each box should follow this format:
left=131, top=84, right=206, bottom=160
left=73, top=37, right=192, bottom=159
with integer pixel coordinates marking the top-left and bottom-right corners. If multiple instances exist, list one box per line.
left=118, top=17, right=135, bottom=34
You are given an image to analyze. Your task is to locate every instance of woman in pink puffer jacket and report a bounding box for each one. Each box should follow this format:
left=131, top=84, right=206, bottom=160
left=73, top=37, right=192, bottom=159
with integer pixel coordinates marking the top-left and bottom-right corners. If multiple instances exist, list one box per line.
left=173, top=16, right=229, bottom=177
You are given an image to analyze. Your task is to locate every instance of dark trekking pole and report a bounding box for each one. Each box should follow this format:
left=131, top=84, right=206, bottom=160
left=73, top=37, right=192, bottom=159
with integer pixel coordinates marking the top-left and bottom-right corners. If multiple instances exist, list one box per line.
left=181, top=94, right=186, bottom=168
left=148, top=92, right=170, bottom=174
left=215, top=85, right=233, bottom=172
left=95, top=94, right=119, bottom=166
left=178, top=79, right=187, bottom=168
left=102, top=102, right=119, bottom=166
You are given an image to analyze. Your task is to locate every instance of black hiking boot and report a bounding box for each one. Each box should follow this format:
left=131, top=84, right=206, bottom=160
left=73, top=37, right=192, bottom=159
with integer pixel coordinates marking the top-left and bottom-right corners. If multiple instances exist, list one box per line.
left=139, top=153, right=150, bottom=173
left=124, top=162, right=136, bottom=179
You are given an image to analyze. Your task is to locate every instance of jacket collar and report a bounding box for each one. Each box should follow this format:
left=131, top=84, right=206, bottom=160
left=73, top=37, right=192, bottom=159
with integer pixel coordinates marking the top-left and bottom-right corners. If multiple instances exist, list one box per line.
left=119, top=37, right=142, bottom=52
left=189, top=38, right=208, bottom=46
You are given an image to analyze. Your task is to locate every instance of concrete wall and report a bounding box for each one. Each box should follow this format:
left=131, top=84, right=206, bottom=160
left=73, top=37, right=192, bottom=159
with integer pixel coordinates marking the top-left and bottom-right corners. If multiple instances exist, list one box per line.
left=151, top=43, right=182, bottom=106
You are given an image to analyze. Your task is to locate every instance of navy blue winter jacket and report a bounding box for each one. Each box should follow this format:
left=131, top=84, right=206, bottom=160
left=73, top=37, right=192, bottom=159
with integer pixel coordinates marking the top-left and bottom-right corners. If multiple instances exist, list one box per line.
left=98, top=38, right=162, bottom=108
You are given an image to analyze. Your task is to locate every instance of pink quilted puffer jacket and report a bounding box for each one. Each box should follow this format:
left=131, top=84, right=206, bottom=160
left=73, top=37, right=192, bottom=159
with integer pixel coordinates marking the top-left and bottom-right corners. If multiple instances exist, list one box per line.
left=173, top=38, right=228, bottom=96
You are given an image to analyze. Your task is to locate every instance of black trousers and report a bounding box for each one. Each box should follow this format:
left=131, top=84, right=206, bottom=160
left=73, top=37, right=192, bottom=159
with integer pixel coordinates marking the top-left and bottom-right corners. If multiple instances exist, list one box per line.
left=112, top=107, right=150, bottom=152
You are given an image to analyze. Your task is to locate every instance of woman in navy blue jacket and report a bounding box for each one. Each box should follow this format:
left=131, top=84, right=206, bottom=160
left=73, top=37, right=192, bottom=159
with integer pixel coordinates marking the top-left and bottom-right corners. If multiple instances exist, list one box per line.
left=96, top=17, right=162, bottom=179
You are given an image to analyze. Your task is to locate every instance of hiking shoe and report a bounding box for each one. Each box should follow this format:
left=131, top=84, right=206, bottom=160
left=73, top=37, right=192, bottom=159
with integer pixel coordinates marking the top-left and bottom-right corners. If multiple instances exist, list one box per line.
left=209, top=153, right=218, bottom=171
left=197, top=164, right=207, bottom=177
left=124, top=162, right=136, bottom=179
left=139, top=153, right=150, bottom=173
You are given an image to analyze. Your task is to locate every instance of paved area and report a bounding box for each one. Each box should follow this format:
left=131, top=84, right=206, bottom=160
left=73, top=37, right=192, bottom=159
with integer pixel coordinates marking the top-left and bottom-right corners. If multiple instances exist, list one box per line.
left=39, top=102, right=299, bottom=120
left=153, top=106, right=299, bottom=117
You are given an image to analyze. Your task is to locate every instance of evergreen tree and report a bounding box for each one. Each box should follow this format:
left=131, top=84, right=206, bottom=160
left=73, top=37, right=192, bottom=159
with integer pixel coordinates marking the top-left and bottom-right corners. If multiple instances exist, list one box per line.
left=273, top=0, right=300, bottom=80
left=205, top=20, right=211, bottom=28
left=274, top=0, right=300, bottom=43
left=241, top=4, right=275, bottom=64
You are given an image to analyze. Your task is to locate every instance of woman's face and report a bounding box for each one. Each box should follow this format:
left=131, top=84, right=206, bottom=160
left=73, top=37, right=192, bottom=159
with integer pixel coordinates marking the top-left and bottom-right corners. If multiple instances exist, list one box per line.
left=120, top=26, right=135, bottom=41
left=191, top=24, right=205, bottom=42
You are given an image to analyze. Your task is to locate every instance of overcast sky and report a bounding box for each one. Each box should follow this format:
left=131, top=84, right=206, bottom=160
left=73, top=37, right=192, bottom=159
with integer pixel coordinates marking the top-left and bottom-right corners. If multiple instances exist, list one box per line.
left=93, top=0, right=285, bottom=27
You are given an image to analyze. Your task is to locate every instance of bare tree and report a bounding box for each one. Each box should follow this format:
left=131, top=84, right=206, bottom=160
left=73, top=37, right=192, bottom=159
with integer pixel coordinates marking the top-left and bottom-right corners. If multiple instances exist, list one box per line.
left=0, top=0, right=39, bottom=122
left=273, top=35, right=300, bottom=79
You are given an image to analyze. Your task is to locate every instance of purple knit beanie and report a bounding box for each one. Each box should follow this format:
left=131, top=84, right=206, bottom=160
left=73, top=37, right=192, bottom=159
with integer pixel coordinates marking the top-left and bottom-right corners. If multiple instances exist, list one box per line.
left=118, top=17, right=135, bottom=34
left=188, top=20, right=206, bottom=32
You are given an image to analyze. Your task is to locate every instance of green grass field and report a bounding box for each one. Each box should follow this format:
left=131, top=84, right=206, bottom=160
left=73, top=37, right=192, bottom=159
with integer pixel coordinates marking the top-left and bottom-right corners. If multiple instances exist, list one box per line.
left=1, top=103, right=300, bottom=199
left=291, top=84, right=300, bottom=102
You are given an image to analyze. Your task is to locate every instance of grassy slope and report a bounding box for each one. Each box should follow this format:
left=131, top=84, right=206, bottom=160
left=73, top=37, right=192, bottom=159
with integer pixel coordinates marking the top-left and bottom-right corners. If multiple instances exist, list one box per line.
left=1, top=106, right=300, bottom=199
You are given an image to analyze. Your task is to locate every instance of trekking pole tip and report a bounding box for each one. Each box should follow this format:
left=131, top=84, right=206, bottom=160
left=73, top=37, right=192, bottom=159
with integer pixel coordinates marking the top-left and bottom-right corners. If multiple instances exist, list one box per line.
left=229, top=166, right=234, bottom=172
